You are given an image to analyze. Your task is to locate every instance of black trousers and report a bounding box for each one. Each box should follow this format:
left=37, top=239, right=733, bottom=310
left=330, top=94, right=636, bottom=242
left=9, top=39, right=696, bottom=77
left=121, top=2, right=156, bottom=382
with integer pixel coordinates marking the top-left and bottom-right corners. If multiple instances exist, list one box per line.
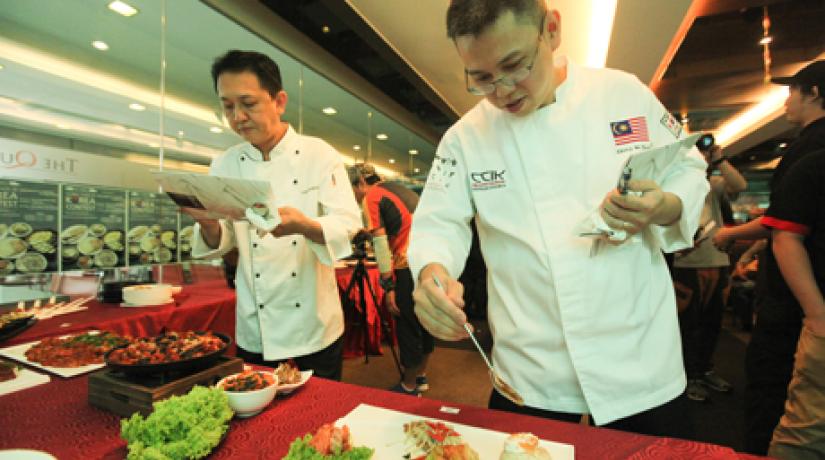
left=673, top=267, right=728, bottom=378
left=394, top=268, right=434, bottom=369
left=744, top=296, right=802, bottom=455
left=489, top=389, right=695, bottom=440
left=236, top=334, right=344, bottom=381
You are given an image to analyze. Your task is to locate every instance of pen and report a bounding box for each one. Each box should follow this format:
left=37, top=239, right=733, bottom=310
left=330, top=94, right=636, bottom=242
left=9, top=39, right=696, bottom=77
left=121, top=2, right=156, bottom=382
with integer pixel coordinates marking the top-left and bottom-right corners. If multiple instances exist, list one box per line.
left=619, top=166, right=632, bottom=195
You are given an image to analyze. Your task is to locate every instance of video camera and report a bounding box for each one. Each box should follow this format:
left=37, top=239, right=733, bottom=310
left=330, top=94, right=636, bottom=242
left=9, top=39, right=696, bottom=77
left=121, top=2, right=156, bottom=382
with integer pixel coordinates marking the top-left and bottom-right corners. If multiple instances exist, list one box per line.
left=696, top=133, right=715, bottom=153
left=349, top=230, right=372, bottom=259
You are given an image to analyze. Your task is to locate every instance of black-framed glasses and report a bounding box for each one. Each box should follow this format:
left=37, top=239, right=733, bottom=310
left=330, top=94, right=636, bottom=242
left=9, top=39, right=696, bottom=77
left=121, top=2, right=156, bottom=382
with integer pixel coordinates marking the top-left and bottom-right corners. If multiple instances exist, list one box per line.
left=465, top=15, right=546, bottom=96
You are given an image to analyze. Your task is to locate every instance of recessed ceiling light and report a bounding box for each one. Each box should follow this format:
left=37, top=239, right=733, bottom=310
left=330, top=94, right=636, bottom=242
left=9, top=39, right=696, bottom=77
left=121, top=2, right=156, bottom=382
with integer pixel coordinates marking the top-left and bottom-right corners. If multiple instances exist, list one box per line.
left=322, top=107, right=337, bottom=115
left=0, top=64, right=4, bottom=71
left=408, top=149, right=418, bottom=155
left=778, top=142, right=787, bottom=148
left=148, top=142, right=159, bottom=148
left=414, top=167, right=420, bottom=173
left=56, top=124, right=70, bottom=130
left=128, top=102, right=145, bottom=111
left=759, top=36, right=773, bottom=45
left=322, top=25, right=330, bottom=34
left=209, top=126, right=223, bottom=133
left=749, top=155, right=757, bottom=161
left=353, top=145, right=361, bottom=151
left=108, top=0, right=138, bottom=17
left=177, top=130, right=185, bottom=137
left=376, top=133, right=388, bottom=140
left=92, top=40, right=109, bottom=51
left=389, top=158, right=396, bottom=164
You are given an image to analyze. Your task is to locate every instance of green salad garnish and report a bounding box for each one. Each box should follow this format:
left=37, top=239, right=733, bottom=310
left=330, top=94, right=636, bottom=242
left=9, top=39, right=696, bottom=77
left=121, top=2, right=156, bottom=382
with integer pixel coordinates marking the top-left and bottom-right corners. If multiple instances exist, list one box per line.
left=120, top=386, right=232, bottom=460
left=283, top=434, right=374, bottom=460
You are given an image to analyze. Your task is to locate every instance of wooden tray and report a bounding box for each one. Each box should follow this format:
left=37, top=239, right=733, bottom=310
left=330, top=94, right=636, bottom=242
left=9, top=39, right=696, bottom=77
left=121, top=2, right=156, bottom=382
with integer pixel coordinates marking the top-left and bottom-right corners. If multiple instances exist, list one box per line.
left=88, top=356, right=243, bottom=417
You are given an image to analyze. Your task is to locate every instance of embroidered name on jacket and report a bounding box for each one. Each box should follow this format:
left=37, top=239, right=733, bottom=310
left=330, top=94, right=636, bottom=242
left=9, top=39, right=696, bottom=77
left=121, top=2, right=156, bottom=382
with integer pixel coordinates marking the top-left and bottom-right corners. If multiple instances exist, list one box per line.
left=610, top=116, right=649, bottom=146
left=470, top=170, right=507, bottom=190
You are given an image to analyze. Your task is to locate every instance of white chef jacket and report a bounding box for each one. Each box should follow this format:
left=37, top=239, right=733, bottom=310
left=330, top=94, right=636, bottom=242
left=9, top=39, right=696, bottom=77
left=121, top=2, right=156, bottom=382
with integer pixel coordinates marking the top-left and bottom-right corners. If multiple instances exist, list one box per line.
left=192, top=125, right=361, bottom=360
left=408, top=57, right=709, bottom=425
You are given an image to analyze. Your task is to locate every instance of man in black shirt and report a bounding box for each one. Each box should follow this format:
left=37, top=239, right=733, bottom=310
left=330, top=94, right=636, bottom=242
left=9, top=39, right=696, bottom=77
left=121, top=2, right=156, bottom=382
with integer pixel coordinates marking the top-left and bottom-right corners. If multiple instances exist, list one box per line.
left=714, top=59, right=825, bottom=454
left=762, top=148, right=825, bottom=457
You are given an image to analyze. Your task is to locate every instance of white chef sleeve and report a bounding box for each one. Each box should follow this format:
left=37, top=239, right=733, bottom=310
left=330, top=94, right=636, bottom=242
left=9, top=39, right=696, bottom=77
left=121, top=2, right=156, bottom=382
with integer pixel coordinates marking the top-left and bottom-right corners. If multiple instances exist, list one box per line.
left=191, top=219, right=237, bottom=259
left=407, top=135, right=475, bottom=284
left=306, top=157, right=361, bottom=266
left=643, top=86, right=709, bottom=253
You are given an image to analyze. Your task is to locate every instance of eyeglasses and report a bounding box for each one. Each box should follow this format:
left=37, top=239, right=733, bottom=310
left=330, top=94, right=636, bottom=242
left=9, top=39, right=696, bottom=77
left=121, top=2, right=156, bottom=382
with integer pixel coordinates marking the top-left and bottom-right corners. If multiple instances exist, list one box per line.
left=465, top=16, right=546, bottom=96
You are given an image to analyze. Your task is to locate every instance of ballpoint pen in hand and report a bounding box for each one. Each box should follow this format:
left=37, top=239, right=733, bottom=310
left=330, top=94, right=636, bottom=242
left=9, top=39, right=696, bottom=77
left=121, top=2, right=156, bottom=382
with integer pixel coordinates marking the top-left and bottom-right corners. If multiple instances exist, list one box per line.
left=432, top=275, right=524, bottom=406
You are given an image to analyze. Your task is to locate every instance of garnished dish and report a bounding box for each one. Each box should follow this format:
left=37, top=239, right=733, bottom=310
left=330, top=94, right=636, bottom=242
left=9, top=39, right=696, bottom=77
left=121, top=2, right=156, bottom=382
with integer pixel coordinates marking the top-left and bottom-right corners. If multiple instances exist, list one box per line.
left=0, top=359, right=18, bottom=382
left=500, top=433, right=552, bottom=460
left=107, top=331, right=226, bottom=365
left=403, top=420, right=480, bottom=460
left=121, top=386, right=231, bottom=460
left=219, top=370, right=275, bottom=392
left=24, top=331, right=129, bottom=368
left=0, top=311, right=34, bottom=330
left=284, top=423, right=374, bottom=459
left=275, top=361, right=303, bottom=385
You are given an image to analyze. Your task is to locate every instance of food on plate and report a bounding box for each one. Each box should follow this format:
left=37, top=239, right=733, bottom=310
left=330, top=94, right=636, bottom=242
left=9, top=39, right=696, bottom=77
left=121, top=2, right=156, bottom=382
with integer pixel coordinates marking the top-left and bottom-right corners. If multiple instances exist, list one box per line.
left=179, top=225, right=194, bottom=241
left=275, top=362, right=303, bottom=385
left=16, top=252, right=48, bottom=272
left=30, top=240, right=56, bottom=254
left=160, top=230, right=176, bottom=249
left=103, top=230, right=124, bottom=250
left=77, top=236, right=103, bottom=255
left=62, top=245, right=79, bottom=260
left=121, top=385, right=231, bottom=460
left=25, top=331, right=130, bottom=368
left=107, top=331, right=226, bottom=365
left=180, top=243, right=191, bottom=253
left=0, top=311, right=34, bottom=330
left=0, top=237, right=27, bottom=258
left=95, top=249, right=119, bottom=268
left=127, top=225, right=149, bottom=242
left=0, top=259, right=13, bottom=275
left=27, top=230, right=54, bottom=244
left=499, top=433, right=552, bottom=460
left=284, top=423, right=374, bottom=459
left=9, top=222, right=32, bottom=238
left=140, top=235, right=160, bottom=252
left=219, top=370, right=275, bottom=392
left=77, top=255, right=94, bottom=269
left=154, top=247, right=173, bottom=263
left=150, top=224, right=162, bottom=234
left=88, top=223, right=106, bottom=237
left=403, top=420, right=480, bottom=460
left=0, top=359, right=18, bottom=382
left=61, top=224, right=88, bottom=243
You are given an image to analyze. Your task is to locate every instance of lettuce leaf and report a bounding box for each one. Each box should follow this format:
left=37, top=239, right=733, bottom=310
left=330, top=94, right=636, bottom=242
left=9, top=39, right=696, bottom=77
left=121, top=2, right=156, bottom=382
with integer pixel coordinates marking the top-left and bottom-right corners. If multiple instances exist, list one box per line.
left=283, top=434, right=374, bottom=460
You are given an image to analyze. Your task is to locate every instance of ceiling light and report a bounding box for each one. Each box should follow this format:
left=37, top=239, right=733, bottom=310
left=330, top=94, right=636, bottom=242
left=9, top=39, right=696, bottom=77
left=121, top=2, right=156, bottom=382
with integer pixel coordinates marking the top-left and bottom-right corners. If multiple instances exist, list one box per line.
left=376, top=133, right=388, bottom=140
left=209, top=126, right=223, bottom=133
left=128, top=102, right=145, bottom=111
left=778, top=142, right=787, bottom=148
left=322, top=107, right=337, bottom=115
left=585, top=0, right=618, bottom=68
left=389, top=158, right=395, bottom=164
left=108, top=1, right=138, bottom=17
left=0, top=64, right=4, bottom=70
left=749, top=155, right=757, bottom=161
left=353, top=145, right=361, bottom=151
left=414, top=168, right=420, bottom=173
left=92, top=40, right=109, bottom=51
left=759, top=36, right=773, bottom=46
left=322, top=25, right=331, bottom=34
left=56, top=124, right=70, bottom=130
left=408, top=149, right=418, bottom=155
left=715, top=86, right=789, bottom=146
left=177, top=130, right=184, bottom=137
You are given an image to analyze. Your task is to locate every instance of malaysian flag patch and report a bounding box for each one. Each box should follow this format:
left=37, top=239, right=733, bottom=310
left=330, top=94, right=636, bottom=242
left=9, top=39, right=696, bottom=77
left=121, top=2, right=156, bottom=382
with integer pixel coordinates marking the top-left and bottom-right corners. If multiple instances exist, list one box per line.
left=610, top=116, right=649, bottom=146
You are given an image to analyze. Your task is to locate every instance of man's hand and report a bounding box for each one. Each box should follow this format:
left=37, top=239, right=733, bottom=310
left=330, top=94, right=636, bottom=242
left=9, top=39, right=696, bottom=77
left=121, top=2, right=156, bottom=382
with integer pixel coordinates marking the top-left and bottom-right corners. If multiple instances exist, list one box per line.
left=180, top=207, right=222, bottom=248
left=600, top=179, right=676, bottom=236
left=384, top=290, right=400, bottom=316
left=412, top=263, right=468, bottom=341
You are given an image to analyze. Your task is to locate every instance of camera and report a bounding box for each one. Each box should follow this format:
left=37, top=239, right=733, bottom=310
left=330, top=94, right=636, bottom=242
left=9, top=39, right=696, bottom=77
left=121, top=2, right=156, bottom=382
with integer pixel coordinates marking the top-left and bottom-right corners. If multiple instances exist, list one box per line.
left=696, top=133, right=715, bottom=153
left=349, top=230, right=372, bottom=259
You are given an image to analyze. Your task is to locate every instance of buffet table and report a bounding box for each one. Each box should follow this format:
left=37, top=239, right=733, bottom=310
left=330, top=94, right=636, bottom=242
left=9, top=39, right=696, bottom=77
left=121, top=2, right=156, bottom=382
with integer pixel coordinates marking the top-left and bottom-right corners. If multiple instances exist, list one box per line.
left=5, top=280, right=236, bottom=349
left=0, top=372, right=765, bottom=459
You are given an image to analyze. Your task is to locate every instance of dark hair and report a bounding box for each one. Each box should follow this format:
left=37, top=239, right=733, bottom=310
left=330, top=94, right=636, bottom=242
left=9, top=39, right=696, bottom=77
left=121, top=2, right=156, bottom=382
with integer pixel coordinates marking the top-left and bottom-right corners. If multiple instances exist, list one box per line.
left=446, top=0, right=545, bottom=40
left=796, top=84, right=825, bottom=110
left=211, top=50, right=283, bottom=97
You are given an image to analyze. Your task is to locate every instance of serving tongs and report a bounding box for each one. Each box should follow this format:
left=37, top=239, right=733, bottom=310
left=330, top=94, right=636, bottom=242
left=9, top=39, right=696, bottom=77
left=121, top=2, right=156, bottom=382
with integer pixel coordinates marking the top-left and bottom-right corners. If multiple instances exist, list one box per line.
left=432, top=276, right=524, bottom=406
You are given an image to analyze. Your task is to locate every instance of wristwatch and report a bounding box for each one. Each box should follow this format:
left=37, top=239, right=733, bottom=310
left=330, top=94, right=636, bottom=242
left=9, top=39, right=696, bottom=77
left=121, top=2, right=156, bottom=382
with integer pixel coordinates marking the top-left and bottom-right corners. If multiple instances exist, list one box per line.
left=710, top=157, right=727, bottom=168
left=379, top=276, right=395, bottom=292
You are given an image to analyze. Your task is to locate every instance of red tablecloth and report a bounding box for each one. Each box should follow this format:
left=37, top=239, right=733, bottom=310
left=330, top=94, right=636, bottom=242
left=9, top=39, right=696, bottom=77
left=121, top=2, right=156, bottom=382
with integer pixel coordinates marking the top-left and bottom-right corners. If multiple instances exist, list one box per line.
left=336, top=264, right=397, bottom=358
left=0, top=373, right=766, bottom=459
left=5, top=280, right=236, bottom=350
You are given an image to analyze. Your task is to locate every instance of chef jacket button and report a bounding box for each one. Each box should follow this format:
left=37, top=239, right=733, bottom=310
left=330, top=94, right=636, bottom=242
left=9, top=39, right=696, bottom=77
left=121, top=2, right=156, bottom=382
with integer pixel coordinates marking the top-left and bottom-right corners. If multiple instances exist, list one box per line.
left=295, top=302, right=301, bottom=308
left=241, top=156, right=245, bottom=161
left=292, top=240, right=297, bottom=246
left=293, top=179, right=298, bottom=185
left=255, top=273, right=261, bottom=278
left=291, top=272, right=296, bottom=277
left=253, top=243, right=258, bottom=248
left=295, top=150, right=299, bottom=155
left=259, top=304, right=264, bottom=309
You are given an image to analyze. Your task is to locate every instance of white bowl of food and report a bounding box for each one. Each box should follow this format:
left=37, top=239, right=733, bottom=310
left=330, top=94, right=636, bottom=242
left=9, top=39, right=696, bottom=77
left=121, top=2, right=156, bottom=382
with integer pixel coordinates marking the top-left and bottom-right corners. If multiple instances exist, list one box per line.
left=122, top=284, right=173, bottom=306
left=217, top=370, right=278, bottom=418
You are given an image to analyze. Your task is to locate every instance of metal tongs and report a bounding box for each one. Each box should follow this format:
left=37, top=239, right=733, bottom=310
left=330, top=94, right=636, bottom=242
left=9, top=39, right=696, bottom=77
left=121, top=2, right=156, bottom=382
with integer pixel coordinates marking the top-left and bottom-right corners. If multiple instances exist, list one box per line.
left=432, top=276, right=524, bottom=406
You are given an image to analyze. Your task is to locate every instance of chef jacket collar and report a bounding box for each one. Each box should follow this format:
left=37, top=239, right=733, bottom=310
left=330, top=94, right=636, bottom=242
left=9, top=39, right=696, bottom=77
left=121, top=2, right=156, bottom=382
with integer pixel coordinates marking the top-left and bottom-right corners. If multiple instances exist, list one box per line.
left=241, top=124, right=297, bottom=161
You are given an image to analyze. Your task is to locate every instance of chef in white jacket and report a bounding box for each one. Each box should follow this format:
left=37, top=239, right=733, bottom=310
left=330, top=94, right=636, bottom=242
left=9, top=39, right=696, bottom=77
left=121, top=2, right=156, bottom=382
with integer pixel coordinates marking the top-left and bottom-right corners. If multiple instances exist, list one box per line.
left=189, top=50, right=361, bottom=380
left=409, top=1, right=709, bottom=434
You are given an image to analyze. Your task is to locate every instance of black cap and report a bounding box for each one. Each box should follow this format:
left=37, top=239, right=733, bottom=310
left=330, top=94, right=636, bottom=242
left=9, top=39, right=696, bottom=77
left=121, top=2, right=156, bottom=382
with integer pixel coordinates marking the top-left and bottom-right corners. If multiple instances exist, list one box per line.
left=771, top=60, right=825, bottom=90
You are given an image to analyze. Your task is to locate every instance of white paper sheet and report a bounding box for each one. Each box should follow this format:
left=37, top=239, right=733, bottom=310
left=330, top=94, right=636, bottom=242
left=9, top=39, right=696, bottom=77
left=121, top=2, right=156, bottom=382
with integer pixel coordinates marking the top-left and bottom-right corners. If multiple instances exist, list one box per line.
left=0, top=366, right=50, bottom=396
left=152, top=171, right=275, bottom=221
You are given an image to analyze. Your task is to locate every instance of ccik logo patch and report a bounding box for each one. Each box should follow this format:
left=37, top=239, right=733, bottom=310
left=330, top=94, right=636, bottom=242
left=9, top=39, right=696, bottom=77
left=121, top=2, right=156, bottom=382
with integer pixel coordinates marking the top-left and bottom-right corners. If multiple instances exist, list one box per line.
left=470, top=169, right=506, bottom=190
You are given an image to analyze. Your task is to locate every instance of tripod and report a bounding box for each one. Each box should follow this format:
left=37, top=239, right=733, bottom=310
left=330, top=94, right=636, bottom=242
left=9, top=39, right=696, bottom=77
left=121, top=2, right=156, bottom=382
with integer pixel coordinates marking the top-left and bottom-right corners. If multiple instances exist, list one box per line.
left=342, top=252, right=403, bottom=380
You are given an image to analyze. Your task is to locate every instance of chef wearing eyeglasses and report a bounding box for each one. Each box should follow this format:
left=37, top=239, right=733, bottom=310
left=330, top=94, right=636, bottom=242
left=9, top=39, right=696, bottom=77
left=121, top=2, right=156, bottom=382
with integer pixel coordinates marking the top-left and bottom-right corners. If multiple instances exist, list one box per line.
left=409, top=0, right=708, bottom=435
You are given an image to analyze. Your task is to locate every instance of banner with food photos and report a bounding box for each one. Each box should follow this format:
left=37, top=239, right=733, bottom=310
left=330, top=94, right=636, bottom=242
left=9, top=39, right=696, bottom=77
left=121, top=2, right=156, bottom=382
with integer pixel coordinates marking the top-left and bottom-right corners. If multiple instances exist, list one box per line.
left=157, top=195, right=179, bottom=264
left=61, top=184, right=127, bottom=271
left=127, top=191, right=162, bottom=266
left=178, top=212, right=195, bottom=262
left=0, top=179, right=59, bottom=274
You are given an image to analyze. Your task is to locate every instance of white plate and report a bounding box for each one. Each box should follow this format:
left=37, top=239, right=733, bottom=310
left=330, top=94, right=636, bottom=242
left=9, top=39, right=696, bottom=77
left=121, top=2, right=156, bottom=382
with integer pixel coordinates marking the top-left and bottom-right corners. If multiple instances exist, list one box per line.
left=277, top=370, right=312, bottom=395
left=120, top=298, right=173, bottom=307
left=0, top=367, right=50, bottom=396
left=0, top=450, right=56, bottom=460
left=0, top=331, right=106, bottom=378
left=336, top=404, right=575, bottom=460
